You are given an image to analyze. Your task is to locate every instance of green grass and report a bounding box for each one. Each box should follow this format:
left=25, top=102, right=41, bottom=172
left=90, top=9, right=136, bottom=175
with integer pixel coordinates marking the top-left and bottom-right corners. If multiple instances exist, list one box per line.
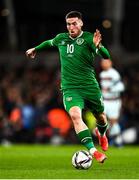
left=0, top=144, right=139, bottom=179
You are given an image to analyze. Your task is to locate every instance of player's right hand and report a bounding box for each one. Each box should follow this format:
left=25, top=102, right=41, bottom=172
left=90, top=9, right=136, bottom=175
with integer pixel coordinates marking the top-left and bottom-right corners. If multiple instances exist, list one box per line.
left=26, top=48, right=36, bottom=59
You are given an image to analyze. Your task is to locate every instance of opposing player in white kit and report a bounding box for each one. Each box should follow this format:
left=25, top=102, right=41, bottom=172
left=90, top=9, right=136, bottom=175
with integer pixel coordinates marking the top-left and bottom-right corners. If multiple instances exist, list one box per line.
left=99, top=59, right=125, bottom=146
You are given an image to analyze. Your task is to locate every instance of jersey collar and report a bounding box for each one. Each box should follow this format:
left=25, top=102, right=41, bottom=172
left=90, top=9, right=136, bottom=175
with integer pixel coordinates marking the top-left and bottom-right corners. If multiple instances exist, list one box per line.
left=69, top=31, right=83, bottom=40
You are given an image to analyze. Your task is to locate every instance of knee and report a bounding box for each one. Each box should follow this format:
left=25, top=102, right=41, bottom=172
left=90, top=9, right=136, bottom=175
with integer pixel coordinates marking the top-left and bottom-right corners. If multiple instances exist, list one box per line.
left=70, top=111, right=81, bottom=122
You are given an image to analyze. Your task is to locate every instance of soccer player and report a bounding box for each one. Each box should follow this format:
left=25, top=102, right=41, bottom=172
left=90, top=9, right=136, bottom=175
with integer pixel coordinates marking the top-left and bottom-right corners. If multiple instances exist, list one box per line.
left=26, top=11, right=110, bottom=163
left=100, top=59, right=125, bottom=147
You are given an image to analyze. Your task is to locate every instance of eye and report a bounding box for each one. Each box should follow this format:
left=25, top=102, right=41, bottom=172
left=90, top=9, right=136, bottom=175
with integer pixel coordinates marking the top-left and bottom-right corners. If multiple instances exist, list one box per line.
left=73, top=22, right=77, bottom=26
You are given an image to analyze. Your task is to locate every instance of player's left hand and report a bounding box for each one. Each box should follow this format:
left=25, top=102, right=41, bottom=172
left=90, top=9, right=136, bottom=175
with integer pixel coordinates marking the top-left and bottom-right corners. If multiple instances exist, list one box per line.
left=93, top=29, right=102, bottom=48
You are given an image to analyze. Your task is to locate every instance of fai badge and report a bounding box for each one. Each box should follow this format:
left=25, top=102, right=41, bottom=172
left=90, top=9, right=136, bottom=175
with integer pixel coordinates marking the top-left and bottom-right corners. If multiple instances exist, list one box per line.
left=76, top=38, right=84, bottom=45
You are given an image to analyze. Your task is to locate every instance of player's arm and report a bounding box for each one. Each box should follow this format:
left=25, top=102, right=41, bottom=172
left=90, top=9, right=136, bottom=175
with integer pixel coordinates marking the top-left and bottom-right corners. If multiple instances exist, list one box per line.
left=26, top=39, right=53, bottom=59
left=110, top=80, right=125, bottom=93
left=93, top=29, right=111, bottom=59
left=97, top=45, right=110, bottom=59
left=110, top=72, right=125, bottom=93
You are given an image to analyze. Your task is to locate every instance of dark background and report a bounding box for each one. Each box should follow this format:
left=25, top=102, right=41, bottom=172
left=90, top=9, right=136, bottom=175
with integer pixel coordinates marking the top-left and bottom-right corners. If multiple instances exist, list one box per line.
left=0, top=0, right=139, bottom=52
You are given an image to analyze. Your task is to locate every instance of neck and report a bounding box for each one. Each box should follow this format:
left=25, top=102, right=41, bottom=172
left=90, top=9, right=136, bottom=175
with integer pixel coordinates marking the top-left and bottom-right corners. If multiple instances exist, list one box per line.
left=69, top=31, right=83, bottom=39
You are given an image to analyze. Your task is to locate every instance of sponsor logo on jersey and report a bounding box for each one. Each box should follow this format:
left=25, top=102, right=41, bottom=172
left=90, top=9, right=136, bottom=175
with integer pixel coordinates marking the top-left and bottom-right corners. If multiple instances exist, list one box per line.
left=76, top=38, right=84, bottom=45
left=67, top=54, right=73, bottom=57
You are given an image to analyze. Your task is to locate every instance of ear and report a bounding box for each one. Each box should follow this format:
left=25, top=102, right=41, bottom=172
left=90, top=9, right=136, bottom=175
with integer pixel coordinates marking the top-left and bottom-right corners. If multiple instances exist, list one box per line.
left=79, top=19, right=83, bottom=27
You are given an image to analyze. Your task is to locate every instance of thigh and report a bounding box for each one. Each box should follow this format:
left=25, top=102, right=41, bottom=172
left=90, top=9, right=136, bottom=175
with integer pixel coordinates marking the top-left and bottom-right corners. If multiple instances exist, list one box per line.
left=82, top=87, right=104, bottom=114
left=63, top=89, right=84, bottom=112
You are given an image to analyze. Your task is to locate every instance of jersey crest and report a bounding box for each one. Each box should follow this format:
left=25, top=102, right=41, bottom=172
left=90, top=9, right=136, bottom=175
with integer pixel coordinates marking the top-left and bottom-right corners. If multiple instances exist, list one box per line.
left=76, top=38, right=84, bottom=45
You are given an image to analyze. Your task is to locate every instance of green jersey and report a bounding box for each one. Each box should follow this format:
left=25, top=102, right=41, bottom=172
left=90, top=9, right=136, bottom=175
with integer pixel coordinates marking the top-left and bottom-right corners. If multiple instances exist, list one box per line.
left=35, top=31, right=110, bottom=90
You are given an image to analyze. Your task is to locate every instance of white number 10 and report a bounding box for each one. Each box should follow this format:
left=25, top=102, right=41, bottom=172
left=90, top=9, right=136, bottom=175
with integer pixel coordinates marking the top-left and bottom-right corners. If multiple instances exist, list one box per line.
left=67, top=44, right=74, bottom=53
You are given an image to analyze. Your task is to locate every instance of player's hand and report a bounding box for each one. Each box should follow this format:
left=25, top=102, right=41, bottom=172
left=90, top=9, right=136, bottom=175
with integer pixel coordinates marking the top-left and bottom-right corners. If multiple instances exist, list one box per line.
left=93, top=29, right=102, bottom=48
left=26, top=48, right=36, bottom=59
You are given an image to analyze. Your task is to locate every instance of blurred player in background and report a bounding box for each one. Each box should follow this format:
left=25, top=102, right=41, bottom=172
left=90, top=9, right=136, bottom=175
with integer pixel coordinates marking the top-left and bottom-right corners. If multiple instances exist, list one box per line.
left=100, top=59, right=125, bottom=147
left=26, top=11, right=111, bottom=163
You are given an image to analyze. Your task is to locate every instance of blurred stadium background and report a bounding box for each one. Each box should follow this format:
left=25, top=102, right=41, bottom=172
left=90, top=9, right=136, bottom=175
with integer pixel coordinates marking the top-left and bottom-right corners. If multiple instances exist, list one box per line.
left=0, top=0, right=139, bottom=146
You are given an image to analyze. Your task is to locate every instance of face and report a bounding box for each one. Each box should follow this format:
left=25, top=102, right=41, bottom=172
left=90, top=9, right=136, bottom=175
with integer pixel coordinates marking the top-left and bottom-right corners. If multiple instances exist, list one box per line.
left=101, top=59, right=112, bottom=70
left=66, top=17, right=83, bottom=38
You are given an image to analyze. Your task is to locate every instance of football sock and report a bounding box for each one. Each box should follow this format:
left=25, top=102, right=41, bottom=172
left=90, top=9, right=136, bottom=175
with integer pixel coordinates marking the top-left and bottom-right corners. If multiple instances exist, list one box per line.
left=77, top=129, right=95, bottom=150
left=109, top=123, right=123, bottom=147
left=89, top=147, right=97, bottom=154
left=97, top=123, right=108, bottom=136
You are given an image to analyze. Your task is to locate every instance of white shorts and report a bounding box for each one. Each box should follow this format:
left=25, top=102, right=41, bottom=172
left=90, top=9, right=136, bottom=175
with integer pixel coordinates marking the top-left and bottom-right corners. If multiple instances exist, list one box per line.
left=104, top=99, right=122, bottom=119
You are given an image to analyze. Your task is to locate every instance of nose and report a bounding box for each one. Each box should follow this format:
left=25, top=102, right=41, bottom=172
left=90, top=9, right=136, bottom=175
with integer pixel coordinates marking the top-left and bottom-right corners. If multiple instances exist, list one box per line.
left=69, top=24, right=75, bottom=30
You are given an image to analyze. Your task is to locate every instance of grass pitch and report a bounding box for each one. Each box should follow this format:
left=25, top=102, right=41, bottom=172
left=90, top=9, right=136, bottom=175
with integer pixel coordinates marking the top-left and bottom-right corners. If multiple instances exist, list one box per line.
left=0, top=144, right=139, bottom=179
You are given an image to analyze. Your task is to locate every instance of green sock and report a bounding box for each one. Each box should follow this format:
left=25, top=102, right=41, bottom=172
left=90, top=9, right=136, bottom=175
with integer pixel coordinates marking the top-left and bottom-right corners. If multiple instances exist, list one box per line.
left=97, top=123, right=108, bottom=136
left=77, top=129, right=95, bottom=150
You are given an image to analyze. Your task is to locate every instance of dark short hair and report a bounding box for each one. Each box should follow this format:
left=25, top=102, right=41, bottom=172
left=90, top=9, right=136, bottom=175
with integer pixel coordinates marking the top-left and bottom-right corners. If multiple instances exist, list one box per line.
left=65, top=11, right=82, bottom=20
